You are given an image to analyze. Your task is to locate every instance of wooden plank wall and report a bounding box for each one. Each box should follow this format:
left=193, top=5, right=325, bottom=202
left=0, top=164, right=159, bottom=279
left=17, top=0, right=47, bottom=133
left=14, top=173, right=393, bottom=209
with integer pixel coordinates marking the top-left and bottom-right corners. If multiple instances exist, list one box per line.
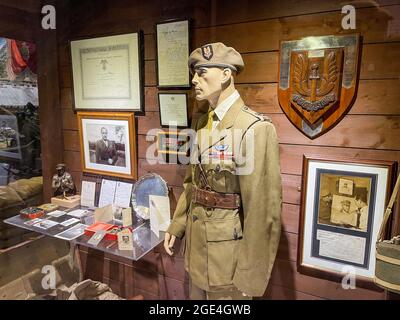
left=58, top=0, right=400, bottom=300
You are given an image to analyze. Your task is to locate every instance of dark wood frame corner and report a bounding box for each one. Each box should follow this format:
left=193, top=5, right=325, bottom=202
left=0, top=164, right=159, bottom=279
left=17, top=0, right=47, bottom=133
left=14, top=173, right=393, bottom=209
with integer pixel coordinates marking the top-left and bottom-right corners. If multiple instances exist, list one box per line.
left=155, top=18, right=192, bottom=89
left=77, top=111, right=138, bottom=180
left=297, top=155, right=397, bottom=291
left=69, top=30, right=145, bottom=113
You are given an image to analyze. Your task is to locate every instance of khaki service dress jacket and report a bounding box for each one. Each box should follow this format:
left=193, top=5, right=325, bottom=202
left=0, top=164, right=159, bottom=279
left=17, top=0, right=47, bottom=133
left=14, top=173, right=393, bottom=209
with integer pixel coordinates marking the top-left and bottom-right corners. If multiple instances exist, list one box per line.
left=167, top=97, right=282, bottom=297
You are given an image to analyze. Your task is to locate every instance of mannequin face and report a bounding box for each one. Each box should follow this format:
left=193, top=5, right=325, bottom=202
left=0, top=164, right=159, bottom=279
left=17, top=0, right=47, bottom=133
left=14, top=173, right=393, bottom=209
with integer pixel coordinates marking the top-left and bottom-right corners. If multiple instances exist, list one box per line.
left=192, top=67, right=229, bottom=103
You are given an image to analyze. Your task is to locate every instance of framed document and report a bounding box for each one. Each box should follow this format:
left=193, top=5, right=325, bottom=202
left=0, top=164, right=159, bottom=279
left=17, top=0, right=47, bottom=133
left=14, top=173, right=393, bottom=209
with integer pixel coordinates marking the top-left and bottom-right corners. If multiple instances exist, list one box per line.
left=157, top=131, right=190, bottom=164
left=77, top=112, right=137, bottom=180
left=298, top=155, right=396, bottom=288
left=156, top=19, right=191, bottom=88
left=158, top=93, right=189, bottom=128
left=70, top=32, right=143, bottom=112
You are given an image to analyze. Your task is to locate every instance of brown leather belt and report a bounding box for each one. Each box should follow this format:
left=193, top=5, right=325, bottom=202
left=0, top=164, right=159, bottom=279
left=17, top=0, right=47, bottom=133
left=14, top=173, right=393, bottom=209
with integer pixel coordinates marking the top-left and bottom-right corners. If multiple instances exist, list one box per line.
left=192, top=186, right=241, bottom=209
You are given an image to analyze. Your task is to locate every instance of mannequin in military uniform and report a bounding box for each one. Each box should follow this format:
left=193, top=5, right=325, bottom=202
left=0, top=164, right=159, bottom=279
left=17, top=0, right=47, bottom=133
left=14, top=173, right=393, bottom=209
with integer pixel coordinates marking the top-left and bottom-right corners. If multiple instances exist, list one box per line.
left=164, top=43, right=282, bottom=300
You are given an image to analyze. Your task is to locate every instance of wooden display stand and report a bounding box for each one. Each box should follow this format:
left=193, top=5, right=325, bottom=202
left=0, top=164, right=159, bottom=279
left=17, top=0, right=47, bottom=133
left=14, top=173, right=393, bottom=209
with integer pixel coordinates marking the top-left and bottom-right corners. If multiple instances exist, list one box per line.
left=51, top=195, right=81, bottom=208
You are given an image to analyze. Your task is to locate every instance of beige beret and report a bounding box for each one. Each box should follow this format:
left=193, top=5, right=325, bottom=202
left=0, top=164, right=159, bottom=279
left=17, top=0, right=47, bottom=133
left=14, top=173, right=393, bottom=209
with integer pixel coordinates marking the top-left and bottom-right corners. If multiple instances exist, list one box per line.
left=56, top=163, right=66, bottom=170
left=188, top=42, right=244, bottom=74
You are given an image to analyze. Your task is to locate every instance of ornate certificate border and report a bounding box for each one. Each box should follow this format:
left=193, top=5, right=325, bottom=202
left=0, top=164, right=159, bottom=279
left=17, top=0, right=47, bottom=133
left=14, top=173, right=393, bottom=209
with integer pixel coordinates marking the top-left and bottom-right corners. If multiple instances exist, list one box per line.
left=70, top=32, right=143, bottom=112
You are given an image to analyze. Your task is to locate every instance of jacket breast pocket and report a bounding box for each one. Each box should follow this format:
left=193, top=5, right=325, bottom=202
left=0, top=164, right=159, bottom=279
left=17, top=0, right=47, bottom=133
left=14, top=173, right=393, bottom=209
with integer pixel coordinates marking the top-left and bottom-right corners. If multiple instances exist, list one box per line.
left=205, top=217, right=243, bottom=287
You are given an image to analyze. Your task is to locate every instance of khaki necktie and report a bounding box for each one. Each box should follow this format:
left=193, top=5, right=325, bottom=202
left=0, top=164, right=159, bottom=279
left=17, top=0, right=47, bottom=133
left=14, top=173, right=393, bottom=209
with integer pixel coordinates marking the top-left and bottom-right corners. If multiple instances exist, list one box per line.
left=206, top=108, right=216, bottom=131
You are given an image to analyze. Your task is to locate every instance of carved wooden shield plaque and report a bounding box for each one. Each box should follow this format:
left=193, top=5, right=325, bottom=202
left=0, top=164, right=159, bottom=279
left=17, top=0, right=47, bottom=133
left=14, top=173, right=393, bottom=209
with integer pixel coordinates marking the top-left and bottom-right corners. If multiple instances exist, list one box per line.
left=278, top=34, right=360, bottom=139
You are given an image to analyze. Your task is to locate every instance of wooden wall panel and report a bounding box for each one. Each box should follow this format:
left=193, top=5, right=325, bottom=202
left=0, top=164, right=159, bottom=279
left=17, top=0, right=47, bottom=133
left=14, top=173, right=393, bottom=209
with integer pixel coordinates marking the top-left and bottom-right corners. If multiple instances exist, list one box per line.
left=0, top=4, right=38, bottom=41
left=56, top=0, right=400, bottom=300
left=237, top=80, right=400, bottom=115
left=194, top=5, right=400, bottom=51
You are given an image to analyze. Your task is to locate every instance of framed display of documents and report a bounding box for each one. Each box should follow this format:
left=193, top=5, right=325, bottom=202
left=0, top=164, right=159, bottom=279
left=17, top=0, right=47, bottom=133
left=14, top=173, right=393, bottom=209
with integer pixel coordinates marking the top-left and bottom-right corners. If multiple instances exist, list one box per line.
left=156, top=19, right=190, bottom=88
left=77, top=111, right=137, bottom=180
left=298, top=155, right=396, bottom=287
left=70, top=32, right=143, bottom=112
left=158, top=92, right=189, bottom=128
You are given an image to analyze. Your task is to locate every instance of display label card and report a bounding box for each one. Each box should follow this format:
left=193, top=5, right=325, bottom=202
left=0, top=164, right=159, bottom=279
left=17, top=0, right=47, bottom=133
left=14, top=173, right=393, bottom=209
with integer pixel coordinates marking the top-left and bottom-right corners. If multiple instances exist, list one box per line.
left=33, top=219, right=59, bottom=229
left=117, top=228, right=133, bottom=250
left=122, top=207, right=132, bottom=227
left=87, top=230, right=106, bottom=246
left=81, top=181, right=96, bottom=207
left=114, top=181, right=133, bottom=208
left=60, top=218, right=80, bottom=227
left=94, top=204, right=113, bottom=223
left=55, top=223, right=87, bottom=241
left=149, top=195, right=171, bottom=237
left=67, top=209, right=89, bottom=218
left=24, top=218, right=43, bottom=226
left=47, top=210, right=67, bottom=218
left=98, top=179, right=117, bottom=207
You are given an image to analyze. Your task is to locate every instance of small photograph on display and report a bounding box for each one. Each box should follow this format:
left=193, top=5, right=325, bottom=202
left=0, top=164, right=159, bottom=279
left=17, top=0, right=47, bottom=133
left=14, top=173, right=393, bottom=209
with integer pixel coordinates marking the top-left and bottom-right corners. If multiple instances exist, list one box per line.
left=338, top=178, right=354, bottom=196
left=33, top=219, right=59, bottom=230
left=55, top=223, right=87, bottom=240
left=317, top=173, right=371, bottom=232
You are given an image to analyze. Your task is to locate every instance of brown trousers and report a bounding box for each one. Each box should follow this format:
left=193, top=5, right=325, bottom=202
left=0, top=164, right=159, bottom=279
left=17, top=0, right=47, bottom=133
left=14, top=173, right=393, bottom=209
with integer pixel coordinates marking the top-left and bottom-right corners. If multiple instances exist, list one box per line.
left=189, top=279, right=252, bottom=300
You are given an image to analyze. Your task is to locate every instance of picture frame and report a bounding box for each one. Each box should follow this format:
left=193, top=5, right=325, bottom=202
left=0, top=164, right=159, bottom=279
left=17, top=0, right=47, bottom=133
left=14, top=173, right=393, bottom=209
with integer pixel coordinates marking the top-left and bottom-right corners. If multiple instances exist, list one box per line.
left=77, top=112, right=137, bottom=180
left=158, top=92, right=189, bottom=128
left=0, top=114, right=22, bottom=160
left=156, top=19, right=191, bottom=89
left=298, top=155, right=397, bottom=288
left=157, top=131, right=189, bottom=164
left=70, top=32, right=144, bottom=112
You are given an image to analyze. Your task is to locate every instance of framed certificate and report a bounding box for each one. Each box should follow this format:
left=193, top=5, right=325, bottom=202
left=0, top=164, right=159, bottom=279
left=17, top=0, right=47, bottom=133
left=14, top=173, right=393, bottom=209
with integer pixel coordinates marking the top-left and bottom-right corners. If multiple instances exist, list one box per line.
left=70, top=32, right=143, bottom=112
left=158, top=92, right=189, bottom=128
left=156, top=19, right=191, bottom=88
left=298, top=155, right=396, bottom=289
left=77, top=112, right=137, bottom=180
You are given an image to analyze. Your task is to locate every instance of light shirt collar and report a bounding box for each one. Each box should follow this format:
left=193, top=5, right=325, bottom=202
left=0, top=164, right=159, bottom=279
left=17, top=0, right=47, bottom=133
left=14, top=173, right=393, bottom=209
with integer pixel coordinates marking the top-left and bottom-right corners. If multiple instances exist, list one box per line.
left=213, top=90, right=240, bottom=121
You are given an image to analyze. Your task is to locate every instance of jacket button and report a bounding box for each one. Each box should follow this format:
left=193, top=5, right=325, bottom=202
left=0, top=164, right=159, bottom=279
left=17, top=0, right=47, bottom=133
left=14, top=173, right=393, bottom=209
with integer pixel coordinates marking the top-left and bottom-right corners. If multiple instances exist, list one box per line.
left=192, top=215, right=198, bottom=222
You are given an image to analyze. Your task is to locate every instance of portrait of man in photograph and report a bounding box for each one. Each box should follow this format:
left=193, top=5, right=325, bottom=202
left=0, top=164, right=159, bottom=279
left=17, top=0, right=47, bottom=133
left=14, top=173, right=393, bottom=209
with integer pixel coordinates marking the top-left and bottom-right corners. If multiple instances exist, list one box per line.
left=95, top=127, right=118, bottom=165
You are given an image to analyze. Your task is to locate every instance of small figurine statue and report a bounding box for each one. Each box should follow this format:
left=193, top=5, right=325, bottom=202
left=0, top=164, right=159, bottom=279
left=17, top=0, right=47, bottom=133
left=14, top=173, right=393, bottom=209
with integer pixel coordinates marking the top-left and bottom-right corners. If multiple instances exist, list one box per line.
left=52, top=163, right=76, bottom=197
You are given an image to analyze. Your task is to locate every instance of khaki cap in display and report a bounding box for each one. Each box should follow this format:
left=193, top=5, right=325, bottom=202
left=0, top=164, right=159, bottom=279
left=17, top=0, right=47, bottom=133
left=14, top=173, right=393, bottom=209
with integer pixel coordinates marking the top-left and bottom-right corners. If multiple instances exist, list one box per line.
left=56, top=163, right=66, bottom=170
left=188, top=42, right=244, bottom=74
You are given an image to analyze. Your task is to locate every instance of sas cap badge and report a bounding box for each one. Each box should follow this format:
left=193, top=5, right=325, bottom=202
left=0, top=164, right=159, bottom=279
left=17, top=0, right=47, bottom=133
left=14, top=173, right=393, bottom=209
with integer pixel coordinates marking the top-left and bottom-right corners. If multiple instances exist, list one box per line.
left=201, top=44, right=213, bottom=60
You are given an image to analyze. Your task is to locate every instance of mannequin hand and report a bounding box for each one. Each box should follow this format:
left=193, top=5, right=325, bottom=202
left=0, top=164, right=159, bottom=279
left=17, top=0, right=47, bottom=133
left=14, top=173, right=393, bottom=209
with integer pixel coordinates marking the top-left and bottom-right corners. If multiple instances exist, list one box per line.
left=164, top=232, right=176, bottom=256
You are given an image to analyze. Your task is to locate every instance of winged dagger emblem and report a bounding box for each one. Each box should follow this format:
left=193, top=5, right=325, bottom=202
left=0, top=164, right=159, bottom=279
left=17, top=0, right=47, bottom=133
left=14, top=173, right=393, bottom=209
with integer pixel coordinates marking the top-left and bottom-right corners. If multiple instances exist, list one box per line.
left=291, top=51, right=339, bottom=112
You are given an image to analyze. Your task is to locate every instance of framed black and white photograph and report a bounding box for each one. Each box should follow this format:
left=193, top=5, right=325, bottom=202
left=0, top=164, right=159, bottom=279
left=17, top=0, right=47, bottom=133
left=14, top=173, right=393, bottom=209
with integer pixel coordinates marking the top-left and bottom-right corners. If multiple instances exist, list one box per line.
left=77, top=112, right=137, bottom=179
left=0, top=114, right=21, bottom=159
left=158, top=92, right=189, bottom=128
left=70, top=32, right=143, bottom=112
left=298, top=155, right=396, bottom=286
left=156, top=19, right=191, bottom=88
